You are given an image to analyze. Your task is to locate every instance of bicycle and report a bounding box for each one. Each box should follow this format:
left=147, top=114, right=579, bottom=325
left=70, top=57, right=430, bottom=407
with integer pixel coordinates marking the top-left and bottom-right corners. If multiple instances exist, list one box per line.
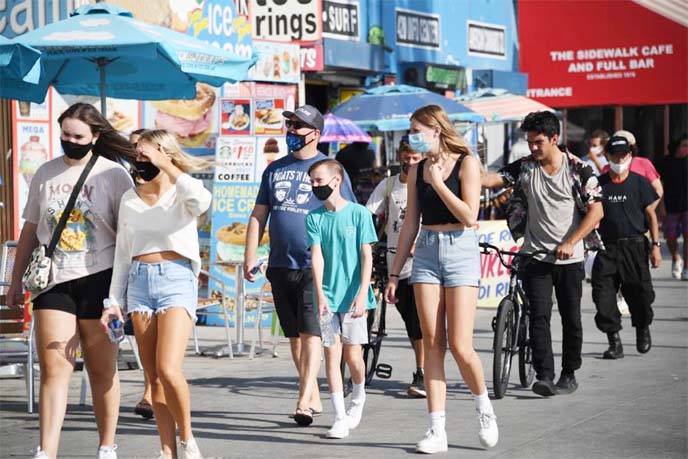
left=479, top=242, right=549, bottom=399
left=342, top=242, right=392, bottom=396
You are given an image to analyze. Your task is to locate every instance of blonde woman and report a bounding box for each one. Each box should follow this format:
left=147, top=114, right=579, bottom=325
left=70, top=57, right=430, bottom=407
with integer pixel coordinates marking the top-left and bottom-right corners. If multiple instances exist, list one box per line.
left=101, top=129, right=211, bottom=459
left=385, top=105, right=498, bottom=453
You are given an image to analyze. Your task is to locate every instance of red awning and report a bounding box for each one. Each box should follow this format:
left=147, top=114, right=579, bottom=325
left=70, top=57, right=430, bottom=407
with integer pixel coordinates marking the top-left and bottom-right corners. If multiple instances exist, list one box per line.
left=461, top=94, right=555, bottom=123
left=519, top=0, right=688, bottom=107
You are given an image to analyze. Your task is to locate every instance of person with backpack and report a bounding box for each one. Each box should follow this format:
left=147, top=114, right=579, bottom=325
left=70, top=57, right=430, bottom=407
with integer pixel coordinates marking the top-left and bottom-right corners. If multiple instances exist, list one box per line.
left=366, top=137, right=426, bottom=397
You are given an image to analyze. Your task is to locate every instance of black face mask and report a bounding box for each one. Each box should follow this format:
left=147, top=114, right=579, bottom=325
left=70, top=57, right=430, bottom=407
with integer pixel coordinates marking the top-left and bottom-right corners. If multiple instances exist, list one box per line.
left=135, top=161, right=161, bottom=182
left=61, top=139, right=93, bottom=160
left=401, top=162, right=410, bottom=174
left=312, top=178, right=336, bottom=201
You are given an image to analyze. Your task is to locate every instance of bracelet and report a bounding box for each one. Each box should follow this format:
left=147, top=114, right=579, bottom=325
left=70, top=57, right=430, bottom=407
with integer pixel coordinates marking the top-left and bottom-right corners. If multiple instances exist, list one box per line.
left=389, top=274, right=400, bottom=278
left=651, top=240, right=661, bottom=247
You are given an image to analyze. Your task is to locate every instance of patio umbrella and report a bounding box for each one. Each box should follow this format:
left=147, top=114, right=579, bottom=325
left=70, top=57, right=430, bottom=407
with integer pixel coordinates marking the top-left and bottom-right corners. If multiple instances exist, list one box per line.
left=331, top=84, right=484, bottom=132
left=320, top=113, right=372, bottom=143
left=0, top=35, right=44, bottom=102
left=0, top=3, right=256, bottom=117
left=457, top=89, right=556, bottom=123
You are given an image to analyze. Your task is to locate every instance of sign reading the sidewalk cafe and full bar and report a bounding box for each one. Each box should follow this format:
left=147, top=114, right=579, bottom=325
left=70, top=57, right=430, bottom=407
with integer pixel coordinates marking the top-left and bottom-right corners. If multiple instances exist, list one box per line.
left=250, top=0, right=322, bottom=43
left=395, top=8, right=440, bottom=50
left=322, top=0, right=360, bottom=41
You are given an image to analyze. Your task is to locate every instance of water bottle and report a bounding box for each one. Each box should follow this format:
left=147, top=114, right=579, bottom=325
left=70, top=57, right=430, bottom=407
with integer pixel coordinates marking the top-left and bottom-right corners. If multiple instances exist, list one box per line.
left=249, top=261, right=265, bottom=276
left=319, top=308, right=336, bottom=347
left=108, top=318, right=125, bottom=344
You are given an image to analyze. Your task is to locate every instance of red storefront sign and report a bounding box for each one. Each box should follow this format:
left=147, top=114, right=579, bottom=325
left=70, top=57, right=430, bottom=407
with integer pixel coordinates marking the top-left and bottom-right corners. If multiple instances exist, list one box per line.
left=300, top=44, right=324, bottom=71
left=519, top=0, right=688, bottom=107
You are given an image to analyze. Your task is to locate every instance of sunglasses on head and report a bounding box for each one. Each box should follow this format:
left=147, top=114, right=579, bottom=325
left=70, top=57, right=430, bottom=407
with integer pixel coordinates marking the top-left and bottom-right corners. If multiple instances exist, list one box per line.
left=285, top=119, right=313, bottom=130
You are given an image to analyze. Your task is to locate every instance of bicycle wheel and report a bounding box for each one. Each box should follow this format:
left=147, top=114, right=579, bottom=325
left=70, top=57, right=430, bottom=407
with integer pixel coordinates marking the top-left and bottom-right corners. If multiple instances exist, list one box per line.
left=518, top=312, right=535, bottom=388
left=492, top=298, right=516, bottom=399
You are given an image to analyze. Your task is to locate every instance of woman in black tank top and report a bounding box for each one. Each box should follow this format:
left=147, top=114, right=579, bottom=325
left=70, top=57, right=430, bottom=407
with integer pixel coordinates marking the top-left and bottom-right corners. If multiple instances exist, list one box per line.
left=384, top=105, right=498, bottom=452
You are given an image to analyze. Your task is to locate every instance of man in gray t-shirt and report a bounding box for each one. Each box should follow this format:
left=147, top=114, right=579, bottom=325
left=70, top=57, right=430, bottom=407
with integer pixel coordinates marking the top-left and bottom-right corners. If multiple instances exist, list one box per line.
left=482, top=111, right=603, bottom=398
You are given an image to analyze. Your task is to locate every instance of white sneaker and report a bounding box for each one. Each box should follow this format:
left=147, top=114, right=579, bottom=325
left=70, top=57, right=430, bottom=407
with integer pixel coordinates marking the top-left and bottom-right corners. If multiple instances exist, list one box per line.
left=32, top=447, right=49, bottom=459
left=155, top=452, right=173, bottom=459
left=682, top=269, right=688, bottom=281
left=617, top=294, right=630, bottom=316
left=180, top=437, right=203, bottom=459
left=476, top=410, right=499, bottom=448
left=346, top=397, right=365, bottom=429
left=672, top=259, right=684, bottom=279
left=326, top=417, right=350, bottom=439
left=415, top=428, right=448, bottom=454
left=96, top=444, right=117, bottom=459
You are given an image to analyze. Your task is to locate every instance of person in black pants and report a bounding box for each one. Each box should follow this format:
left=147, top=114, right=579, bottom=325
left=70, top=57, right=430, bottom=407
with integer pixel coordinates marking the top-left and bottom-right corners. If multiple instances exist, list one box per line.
left=592, top=135, right=662, bottom=359
left=482, top=111, right=604, bottom=396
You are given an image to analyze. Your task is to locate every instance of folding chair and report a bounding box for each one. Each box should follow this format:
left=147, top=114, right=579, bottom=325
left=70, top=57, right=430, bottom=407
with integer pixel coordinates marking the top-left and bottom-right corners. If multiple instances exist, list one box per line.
left=248, top=281, right=281, bottom=359
left=0, top=240, right=36, bottom=414
left=194, top=269, right=233, bottom=359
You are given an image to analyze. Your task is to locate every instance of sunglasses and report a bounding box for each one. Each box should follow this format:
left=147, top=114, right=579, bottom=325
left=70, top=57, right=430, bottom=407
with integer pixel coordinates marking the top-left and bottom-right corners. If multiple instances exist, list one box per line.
left=285, top=119, right=314, bottom=130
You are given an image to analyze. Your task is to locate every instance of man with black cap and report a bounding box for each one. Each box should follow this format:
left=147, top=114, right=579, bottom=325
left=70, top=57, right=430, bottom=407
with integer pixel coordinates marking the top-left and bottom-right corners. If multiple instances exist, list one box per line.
left=244, top=105, right=356, bottom=425
left=592, top=135, right=662, bottom=360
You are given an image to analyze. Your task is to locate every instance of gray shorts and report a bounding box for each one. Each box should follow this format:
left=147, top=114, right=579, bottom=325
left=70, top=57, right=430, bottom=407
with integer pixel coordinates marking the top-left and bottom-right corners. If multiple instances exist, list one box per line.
left=411, top=228, right=480, bottom=287
left=332, top=311, right=368, bottom=345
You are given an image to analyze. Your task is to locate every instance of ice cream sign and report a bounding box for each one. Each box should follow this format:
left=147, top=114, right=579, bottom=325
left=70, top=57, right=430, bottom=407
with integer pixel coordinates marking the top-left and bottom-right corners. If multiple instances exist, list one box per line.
left=184, top=0, right=253, bottom=59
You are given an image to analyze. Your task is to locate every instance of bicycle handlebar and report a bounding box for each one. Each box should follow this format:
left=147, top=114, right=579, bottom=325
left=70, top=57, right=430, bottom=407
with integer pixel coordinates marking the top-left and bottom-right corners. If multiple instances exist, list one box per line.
left=479, top=242, right=552, bottom=270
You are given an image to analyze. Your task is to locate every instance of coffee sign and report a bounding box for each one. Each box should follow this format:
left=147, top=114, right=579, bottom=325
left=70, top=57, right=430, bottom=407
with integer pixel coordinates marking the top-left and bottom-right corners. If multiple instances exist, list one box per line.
left=322, top=0, right=360, bottom=41
left=250, top=0, right=322, bottom=43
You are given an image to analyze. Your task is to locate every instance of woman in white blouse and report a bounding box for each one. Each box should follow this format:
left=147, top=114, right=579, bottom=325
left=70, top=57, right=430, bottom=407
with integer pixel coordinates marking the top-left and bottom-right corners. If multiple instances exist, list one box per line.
left=101, top=130, right=211, bottom=459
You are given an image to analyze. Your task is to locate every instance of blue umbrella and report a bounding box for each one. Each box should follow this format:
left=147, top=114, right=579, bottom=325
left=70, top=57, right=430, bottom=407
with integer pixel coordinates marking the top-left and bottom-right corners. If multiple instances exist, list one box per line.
left=0, top=35, right=44, bottom=102
left=0, top=3, right=256, bottom=116
left=331, top=84, right=484, bottom=131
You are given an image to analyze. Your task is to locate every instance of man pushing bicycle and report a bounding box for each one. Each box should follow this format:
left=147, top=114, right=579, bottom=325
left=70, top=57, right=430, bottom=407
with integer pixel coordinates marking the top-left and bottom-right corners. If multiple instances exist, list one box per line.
left=482, top=111, right=604, bottom=397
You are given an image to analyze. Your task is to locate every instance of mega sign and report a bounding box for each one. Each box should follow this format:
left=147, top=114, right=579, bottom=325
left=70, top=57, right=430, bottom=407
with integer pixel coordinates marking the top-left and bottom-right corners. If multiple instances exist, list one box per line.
left=250, top=0, right=322, bottom=42
left=395, top=8, right=440, bottom=50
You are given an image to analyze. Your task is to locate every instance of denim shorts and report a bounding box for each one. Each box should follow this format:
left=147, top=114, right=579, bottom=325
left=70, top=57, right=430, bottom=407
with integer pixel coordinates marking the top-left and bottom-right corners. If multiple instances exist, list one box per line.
left=410, top=228, right=480, bottom=287
left=127, top=259, right=198, bottom=322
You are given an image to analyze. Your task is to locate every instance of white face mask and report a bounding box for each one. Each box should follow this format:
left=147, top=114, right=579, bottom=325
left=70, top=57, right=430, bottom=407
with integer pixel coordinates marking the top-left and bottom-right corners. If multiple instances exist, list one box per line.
left=590, top=145, right=603, bottom=155
left=609, top=158, right=631, bottom=174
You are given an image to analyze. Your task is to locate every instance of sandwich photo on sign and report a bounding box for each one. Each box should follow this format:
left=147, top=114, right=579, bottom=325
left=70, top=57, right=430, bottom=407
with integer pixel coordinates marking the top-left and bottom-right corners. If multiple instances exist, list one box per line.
left=150, top=82, right=217, bottom=148
left=254, top=98, right=285, bottom=135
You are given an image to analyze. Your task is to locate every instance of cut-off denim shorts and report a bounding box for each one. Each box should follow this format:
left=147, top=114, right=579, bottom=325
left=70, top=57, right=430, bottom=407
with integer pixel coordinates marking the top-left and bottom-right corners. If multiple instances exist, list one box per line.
left=127, top=259, right=198, bottom=322
left=410, top=228, right=480, bottom=288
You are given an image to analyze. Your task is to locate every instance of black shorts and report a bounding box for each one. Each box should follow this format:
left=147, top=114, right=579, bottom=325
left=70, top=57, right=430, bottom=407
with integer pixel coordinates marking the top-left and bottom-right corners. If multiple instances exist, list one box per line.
left=396, top=277, right=422, bottom=341
left=266, top=267, right=320, bottom=338
left=33, top=269, right=112, bottom=320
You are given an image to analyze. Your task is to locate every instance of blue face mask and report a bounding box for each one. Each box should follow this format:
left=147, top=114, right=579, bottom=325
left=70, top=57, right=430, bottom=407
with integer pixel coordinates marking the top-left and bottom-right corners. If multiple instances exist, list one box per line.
left=286, top=131, right=314, bottom=152
left=408, top=132, right=430, bottom=154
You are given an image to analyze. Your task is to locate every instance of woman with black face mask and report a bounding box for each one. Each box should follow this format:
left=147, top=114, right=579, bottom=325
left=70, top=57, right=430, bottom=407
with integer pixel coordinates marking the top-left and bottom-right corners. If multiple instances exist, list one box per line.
left=103, top=129, right=211, bottom=459
left=7, top=103, right=136, bottom=459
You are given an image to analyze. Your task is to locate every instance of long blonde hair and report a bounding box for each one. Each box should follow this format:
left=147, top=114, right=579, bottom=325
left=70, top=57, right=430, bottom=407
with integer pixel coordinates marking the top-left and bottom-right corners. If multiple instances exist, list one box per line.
left=410, top=105, right=472, bottom=159
left=137, top=129, right=213, bottom=172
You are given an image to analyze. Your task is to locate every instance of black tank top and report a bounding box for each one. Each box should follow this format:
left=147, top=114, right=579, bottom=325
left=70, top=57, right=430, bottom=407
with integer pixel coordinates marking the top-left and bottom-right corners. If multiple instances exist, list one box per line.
left=416, top=155, right=466, bottom=225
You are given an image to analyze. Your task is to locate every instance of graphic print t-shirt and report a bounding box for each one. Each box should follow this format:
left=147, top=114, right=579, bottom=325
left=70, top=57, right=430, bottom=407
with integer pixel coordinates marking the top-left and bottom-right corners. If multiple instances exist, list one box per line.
left=23, top=155, right=134, bottom=286
left=598, top=172, right=659, bottom=242
left=255, top=152, right=356, bottom=269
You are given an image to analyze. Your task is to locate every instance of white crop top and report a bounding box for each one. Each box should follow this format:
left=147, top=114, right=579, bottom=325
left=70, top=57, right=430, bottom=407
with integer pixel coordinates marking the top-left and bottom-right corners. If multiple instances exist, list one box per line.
left=108, top=174, right=212, bottom=308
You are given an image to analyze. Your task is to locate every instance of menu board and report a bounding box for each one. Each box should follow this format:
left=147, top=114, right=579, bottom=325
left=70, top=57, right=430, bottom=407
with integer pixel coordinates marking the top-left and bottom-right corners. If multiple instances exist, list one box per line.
left=220, top=98, right=252, bottom=136
left=254, top=98, right=285, bottom=135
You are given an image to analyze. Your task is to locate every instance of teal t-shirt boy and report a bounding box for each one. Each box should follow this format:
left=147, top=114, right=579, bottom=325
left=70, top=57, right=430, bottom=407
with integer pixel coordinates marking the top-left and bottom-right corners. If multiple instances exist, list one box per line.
left=306, top=202, right=378, bottom=312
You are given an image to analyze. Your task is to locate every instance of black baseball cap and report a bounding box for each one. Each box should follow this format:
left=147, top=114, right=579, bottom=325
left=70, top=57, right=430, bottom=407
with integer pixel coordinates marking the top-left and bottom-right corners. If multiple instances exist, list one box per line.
left=606, top=135, right=631, bottom=154
left=282, top=105, right=324, bottom=132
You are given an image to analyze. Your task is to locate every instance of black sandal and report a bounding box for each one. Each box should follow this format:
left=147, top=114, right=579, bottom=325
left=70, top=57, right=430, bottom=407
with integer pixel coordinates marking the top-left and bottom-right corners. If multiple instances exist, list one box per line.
left=134, top=401, right=154, bottom=420
left=293, top=408, right=313, bottom=426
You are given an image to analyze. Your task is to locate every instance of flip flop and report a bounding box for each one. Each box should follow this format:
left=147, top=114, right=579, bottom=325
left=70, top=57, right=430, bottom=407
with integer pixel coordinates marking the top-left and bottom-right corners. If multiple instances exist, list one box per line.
left=293, top=407, right=313, bottom=426
left=134, top=401, right=154, bottom=420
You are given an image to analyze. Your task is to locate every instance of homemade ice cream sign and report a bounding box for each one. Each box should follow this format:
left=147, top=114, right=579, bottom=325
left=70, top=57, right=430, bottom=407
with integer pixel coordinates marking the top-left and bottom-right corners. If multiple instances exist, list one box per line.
left=250, top=0, right=322, bottom=42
